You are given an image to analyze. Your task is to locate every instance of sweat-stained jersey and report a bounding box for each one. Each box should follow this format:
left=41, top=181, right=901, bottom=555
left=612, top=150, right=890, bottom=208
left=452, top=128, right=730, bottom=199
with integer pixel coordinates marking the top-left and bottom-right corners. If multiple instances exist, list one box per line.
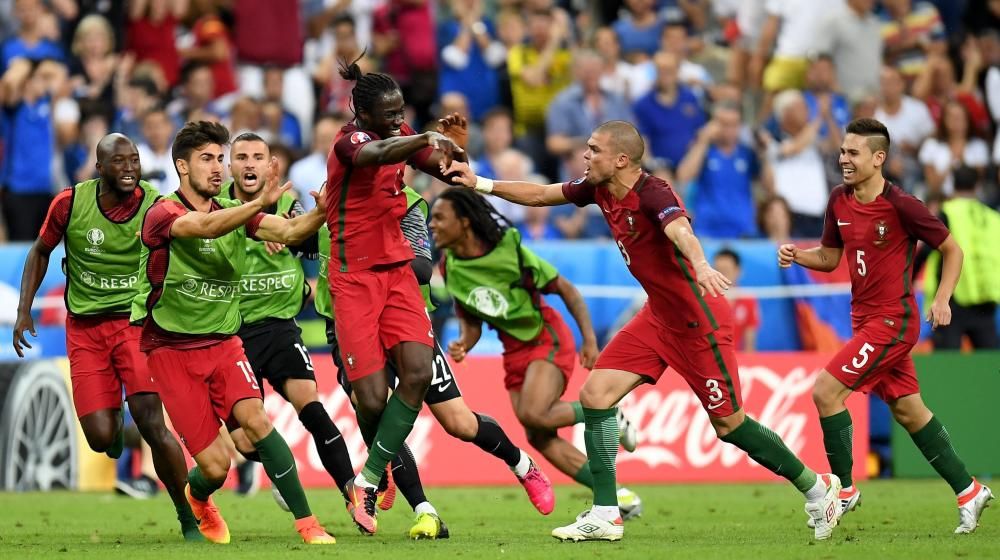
left=562, top=173, right=732, bottom=338
left=324, top=121, right=434, bottom=272
left=820, top=182, right=950, bottom=344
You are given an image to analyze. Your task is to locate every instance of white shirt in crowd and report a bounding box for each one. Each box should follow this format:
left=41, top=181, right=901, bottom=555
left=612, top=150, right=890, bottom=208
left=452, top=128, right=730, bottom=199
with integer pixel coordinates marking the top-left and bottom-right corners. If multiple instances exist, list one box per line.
left=765, top=0, right=843, bottom=59
left=875, top=96, right=936, bottom=150
left=137, top=144, right=180, bottom=195
left=768, top=143, right=829, bottom=217
left=288, top=152, right=329, bottom=211
left=918, top=137, right=991, bottom=196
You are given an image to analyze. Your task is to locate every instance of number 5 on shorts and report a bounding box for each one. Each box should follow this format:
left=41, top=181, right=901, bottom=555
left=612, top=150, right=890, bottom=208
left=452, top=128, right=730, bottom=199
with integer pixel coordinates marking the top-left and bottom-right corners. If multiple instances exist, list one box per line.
left=841, top=342, right=875, bottom=375
left=237, top=360, right=260, bottom=390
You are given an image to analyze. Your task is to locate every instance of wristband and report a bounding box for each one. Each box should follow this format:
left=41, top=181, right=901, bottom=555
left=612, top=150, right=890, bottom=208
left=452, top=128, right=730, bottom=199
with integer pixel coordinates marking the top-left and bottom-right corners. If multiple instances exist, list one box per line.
left=475, top=176, right=494, bottom=194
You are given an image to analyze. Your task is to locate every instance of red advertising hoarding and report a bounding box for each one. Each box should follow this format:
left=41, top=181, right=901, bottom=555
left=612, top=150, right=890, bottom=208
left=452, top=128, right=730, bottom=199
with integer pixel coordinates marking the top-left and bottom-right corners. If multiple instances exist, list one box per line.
left=264, top=353, right=868, bottom=487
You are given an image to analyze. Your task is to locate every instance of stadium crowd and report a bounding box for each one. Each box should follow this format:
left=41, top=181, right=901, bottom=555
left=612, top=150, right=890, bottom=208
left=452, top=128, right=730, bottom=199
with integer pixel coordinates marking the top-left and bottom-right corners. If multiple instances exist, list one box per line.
left=0, top=0, right=998, bottom=243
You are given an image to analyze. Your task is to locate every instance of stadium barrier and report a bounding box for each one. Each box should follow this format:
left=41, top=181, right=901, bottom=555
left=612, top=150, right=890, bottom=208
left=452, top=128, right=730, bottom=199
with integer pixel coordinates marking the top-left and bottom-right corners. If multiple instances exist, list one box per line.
left=890, top=352, right=1000, bottom=479
left=1, top=353, right=867, bottom=490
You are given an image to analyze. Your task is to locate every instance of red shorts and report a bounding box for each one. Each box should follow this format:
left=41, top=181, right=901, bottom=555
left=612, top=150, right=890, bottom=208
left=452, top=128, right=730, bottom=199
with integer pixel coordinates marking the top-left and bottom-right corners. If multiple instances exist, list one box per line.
left=66, top=315, right=157, bottom=418
left=331, top=263, right=434, bottom=381
left=500, top=305, right=577, bottom=392
left=147, top=337, right=262, bottom=455
left=826, top=321, right=919, bottom=402
left=594, top=304, right=743, bottom=417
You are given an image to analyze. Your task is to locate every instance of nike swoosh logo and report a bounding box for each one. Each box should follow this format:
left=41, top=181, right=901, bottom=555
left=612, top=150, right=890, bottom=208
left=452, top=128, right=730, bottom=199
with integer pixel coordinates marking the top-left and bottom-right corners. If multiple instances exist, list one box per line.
left=437, top=382, right=453, bottom=393
left=837, top=220, right=851, bottom=226
left=376, top=441, right=391, bottom=455
left=274, top=465, right=294, bottom=479
left=706, top=401, right=725, bottom=410
left=324, top=435, right=342, bottom=445
left=841, top=366, right=860, bottom=375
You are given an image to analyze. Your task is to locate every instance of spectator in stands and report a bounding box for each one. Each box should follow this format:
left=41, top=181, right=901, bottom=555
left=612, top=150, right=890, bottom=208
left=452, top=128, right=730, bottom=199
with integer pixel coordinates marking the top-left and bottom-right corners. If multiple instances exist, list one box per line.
left=112, top=75, right=161, bottom=142
left=875, top=64, right=935, bottom=190
left=676, top=100, right=772, bottom=239
left=801, top=55, right=850, bottom=143
left=913, top=50, right=992, bottom=139
left=545, top=50, right=633, bottom=181
left=313, top=13, right=366, bottom=120
left=67, top=14, right=118, bottom=119
left=757, top=194, right=793, bottom=242
left=289, top=114, right=340, bottom=210
left=880, top=0, right=947, bottom=82
left=473, top=107, right=515, bottom=180
left=232, top=0, right=302, bottom=70
left=518, top=205, right=562, bottom=241
left=487, top=148, right=533, bottom=224
left=126, top=0, right=185, bottom=88
left=0, top=58, right=65, bottom=240
left=226, top=95, right=265, bottom=139
left=167, top=61, right=219, bottom=121
left=62, top=110, right=106, bottom=184
left=179, top=0, right=238, bottom=101
left=136, top=107, right=179, bottom=194
left=923, top=166, right=1000, bottom=350
left=612, top=0, right=665, bottom=60
left=714, top=248, right=759, bottom=352
left=919, top=100, right=990, bottom=197
left=722, top=0, right=767, bottom=91
left=373, top=0, right=438, bottom=127
left=506, top=8, right=572, bottom=164
left=260, top=66, right=302, bottom=150
left=1, top=0, right=64, bottom=73
left=814, top=0, right=882, bottom=99
left=750, top=0, right=837, bottom=93
left=437, top=0, right=505, bottom=121
left=438, top=91, right=483, bottom=158
left=657, top=19, right=713, bottom=94
left=593, top=26, right=649, bottom=103
left=761, top=89, right=830, bottom=238
left=632, top=51, right=706, bottom=173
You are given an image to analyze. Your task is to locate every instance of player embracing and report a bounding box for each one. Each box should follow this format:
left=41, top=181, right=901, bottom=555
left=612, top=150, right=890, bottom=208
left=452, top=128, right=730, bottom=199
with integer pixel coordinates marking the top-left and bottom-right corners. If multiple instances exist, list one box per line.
left=443, top=120, right=842, bottom=541
left=131, top=121, right=334, bottom=545
left=779, top=118, right=993, bottom=534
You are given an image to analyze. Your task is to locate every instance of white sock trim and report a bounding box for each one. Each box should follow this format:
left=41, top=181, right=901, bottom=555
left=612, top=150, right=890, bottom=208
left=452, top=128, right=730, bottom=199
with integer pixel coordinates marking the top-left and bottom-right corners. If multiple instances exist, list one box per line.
left=591, top=505, right=620, bottom=522
left=512, top=451, right=531, bottom=478
left=355, top=473, right=377, bottom=489
left=804, top=476, right=827, bottom=502
left=414, top=501, right=437, bottom=516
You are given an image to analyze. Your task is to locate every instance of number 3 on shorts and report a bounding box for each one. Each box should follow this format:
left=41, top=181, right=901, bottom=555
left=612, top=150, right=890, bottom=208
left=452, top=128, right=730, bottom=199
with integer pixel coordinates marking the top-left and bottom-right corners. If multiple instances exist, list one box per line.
left=237, top=360, right=260, bottom=390
left=705, top=379, right=723, bottom=403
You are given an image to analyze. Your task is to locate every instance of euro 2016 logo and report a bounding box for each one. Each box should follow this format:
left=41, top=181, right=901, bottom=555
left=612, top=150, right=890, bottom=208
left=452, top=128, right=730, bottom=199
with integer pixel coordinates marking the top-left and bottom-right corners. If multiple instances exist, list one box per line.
left=466, top=286, right=510, bottom=319
left=86, top=228, right=105, bottom=246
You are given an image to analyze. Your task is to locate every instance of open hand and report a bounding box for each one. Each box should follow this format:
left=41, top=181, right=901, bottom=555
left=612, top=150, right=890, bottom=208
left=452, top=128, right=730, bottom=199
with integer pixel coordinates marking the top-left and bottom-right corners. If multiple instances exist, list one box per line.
left=261, top=156, right=293, bottom=207
left=426, top=131, right=464, bottom=168
left=694, top=261, right=732, bottom=297
left=440, top=160, right=476, bottom=187
left=437, top=112, right=468, bottom=151
left=12, top=313, right=36, bottom=358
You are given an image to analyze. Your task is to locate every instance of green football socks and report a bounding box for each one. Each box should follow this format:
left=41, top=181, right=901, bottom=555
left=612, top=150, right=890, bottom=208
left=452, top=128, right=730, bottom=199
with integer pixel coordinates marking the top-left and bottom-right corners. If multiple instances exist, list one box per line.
left=361, top=392, right=421, bottom=486
left=255, top=428, right=312, bottom=519
left=820, top=410, right=855, bottom=488
left=721, top=416, right=817, bottom=493
left=910, top=416, right=973, bottom=494
left=583, top=407, right=619, bottom=507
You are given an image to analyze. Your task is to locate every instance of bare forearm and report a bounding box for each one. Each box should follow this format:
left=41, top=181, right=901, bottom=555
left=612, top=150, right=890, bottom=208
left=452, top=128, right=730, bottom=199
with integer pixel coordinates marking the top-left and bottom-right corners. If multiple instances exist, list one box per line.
left=356, top=133, right=432, bottom=166
left=793, top=246, right=839, bottom=272
left=491, top=180, right=556, bottom=207
left=17, top=246, right=51, bottom=315
left=676, top=137, right=711, bottom=184
left=458, top=317, right=482, bottom=349
left=672, top=227, right=711, bottom=271
left=934, top=245, right=963, bottom=303
left=558, top=281, right=597, bottom=345
left=283, top=208, right=327, bottom=245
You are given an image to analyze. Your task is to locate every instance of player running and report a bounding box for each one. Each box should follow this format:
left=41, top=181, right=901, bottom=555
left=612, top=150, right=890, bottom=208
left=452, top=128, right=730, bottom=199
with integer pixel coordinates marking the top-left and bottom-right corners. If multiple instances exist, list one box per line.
left=443, top=120, right=842, bottom=542
left=430, top=186, right=642, bottom=518
left=325, top=57, right=465, bottom=534
left=217, top=132, right=356, bottom=512
left=779, top=117, right=993, bottom=534
left=130, top=121, right=334, bottom=545
left=13, top=133, right=201, bottom=541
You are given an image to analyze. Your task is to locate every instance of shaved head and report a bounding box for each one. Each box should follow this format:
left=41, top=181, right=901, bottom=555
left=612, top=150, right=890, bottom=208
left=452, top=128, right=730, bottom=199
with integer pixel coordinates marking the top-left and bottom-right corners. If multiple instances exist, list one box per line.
left=96, top=133, right=136, bottom=163
left=594, top=120, right=644, bottom=164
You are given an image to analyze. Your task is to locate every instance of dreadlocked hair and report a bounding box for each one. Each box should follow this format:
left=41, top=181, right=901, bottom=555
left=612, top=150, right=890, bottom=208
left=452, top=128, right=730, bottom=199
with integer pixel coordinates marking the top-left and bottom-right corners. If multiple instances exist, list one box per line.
left=337, top=50, right=400, bottom=118
left=438, top=187, right=513, bottom=249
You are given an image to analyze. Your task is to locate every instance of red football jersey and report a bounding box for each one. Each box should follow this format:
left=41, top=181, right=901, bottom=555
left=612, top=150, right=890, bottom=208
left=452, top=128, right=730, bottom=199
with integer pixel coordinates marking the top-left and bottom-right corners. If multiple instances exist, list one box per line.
left=820, top=182, right=950, bottom=344
left=562, top=173, right=732, bottom=338
left=325, top=122, right=433, bottom=272
left=730, top=296, right=760, bottom=351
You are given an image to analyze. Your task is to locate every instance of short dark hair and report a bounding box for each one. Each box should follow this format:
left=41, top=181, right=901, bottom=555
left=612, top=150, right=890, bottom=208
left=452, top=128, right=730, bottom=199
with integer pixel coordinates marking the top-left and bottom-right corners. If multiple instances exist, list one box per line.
left=232, top=131, right=267, bottom=146
left=714, top=247, right=741, bottom=267
left=482, top=107, right=513, bottom=125
left=179, top=61, right=211, bottom=85
left=952, top=165, right=979, bottom=193
left=845, top=118, right=890, bottom=154
left=128, top=75, right=159, bottom=97
left=172, top=121, right=230, bottom=167
left=331, top=13, right=355, bottom=29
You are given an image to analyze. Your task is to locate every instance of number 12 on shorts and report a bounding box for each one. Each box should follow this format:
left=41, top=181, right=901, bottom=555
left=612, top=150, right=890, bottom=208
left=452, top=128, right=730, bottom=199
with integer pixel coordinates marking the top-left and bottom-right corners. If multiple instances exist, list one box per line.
left=237, top=360, right=260, bottom=390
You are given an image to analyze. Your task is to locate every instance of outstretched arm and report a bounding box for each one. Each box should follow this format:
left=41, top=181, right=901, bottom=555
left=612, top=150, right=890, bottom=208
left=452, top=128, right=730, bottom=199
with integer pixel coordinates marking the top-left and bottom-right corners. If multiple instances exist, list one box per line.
left=441, top=160, right=569, bottom=207
left=778, top=243, right=844, bottom=272
left=354, top=131, right=463, bottom=168
left=663, top=217, right=732, bottom=297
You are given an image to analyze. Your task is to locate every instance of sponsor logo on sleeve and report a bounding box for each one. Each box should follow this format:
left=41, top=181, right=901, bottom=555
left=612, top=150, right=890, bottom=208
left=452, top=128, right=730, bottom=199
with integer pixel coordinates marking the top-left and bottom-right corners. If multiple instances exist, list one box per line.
left=350, top=131, right=371, bottom=144
left=657, top=206, right=681, bottom=221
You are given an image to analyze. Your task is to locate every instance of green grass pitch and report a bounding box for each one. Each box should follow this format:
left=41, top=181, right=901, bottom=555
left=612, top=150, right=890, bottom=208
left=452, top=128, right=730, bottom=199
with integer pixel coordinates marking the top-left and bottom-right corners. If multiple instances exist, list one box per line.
left=1, top=480, right=997, bottom=559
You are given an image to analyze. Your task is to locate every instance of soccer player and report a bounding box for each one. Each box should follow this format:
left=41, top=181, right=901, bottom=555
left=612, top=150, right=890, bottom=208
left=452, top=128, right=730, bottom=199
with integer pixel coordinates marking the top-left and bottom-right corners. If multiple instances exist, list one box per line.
left=12, top=133, right=201, bottom=541
left=131, top=120, right=334, bottom=545
left=317, top=182, right=555, bottom=539
left=443, top=120, right=842, bottom=542
left=430, top=186, right=642, bottom=517
left=778, top=118, right=994, bottom=534
left=325, top=58, right=465, bottom=534
left=217, top=132, right=356, bottom=510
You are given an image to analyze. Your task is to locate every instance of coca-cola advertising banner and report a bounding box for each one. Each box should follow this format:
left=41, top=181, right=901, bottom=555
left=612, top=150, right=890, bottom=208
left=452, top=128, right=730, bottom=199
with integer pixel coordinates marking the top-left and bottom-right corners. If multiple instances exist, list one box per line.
left=266, top=353, right=868, bottom=486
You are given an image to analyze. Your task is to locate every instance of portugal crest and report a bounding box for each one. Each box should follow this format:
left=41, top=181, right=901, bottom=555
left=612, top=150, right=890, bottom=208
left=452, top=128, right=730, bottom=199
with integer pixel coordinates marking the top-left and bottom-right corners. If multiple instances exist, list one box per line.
left=873, top=220, right=889, bottom=248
